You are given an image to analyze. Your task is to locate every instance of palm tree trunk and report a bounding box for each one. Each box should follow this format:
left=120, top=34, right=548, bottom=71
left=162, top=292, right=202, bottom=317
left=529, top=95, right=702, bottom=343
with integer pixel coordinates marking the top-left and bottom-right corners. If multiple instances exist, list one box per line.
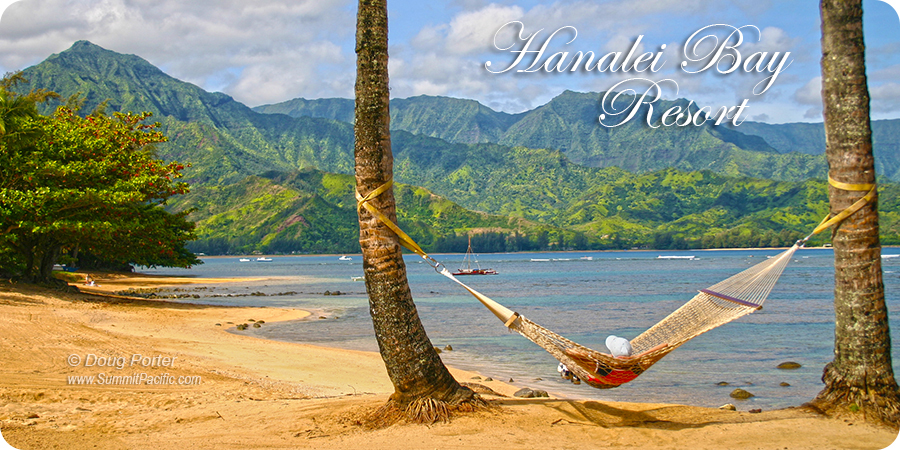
left=354, top=0, right=475, bottom=417
left=811, top=0, right=900, bottom=426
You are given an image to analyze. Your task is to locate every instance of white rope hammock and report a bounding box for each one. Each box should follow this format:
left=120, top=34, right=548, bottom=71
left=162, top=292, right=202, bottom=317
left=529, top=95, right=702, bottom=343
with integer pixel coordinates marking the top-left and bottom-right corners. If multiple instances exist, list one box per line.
left=440, top=243, right=800, bottom=388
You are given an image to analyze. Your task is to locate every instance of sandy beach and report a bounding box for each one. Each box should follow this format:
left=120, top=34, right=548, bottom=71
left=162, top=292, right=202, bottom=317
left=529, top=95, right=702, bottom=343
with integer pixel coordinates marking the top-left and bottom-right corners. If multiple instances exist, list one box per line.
left=0, top=272, right=897, bottom=450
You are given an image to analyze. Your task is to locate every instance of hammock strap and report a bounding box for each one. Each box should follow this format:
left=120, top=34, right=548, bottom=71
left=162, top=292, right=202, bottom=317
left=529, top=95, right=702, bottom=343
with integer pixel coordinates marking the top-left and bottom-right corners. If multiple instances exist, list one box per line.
left=356, top=178, right=437, bottom=266
left=804, top=176, right=876, bottom=241
left=357, top=178, right=520, bottom=325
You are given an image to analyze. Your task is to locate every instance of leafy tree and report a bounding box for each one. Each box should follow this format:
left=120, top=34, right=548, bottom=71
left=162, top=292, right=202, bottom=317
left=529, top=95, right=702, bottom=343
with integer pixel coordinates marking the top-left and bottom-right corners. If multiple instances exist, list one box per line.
left=354, top=0, right=478, bottom=423
left=809, top=0, right=899, bottom=426
left=0, top=78, right=198, bottom=282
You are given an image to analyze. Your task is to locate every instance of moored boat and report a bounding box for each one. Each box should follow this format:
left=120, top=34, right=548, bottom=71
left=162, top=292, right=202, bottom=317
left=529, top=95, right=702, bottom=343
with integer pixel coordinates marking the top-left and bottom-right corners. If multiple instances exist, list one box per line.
left=453, top=236, right=497, bottom=276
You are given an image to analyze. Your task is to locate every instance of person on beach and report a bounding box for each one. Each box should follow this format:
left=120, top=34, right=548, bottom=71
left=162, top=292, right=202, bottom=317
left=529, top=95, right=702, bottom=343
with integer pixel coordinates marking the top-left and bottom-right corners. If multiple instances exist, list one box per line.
left=84, top=274, right=96, bottom=286
left=606, top=335, right=633, bottom=357
left=557, top=362, right=581, bottom=384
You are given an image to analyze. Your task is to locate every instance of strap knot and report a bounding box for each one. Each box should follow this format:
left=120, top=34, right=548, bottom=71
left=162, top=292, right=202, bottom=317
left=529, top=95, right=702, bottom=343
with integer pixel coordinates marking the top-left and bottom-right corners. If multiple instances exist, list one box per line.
left=356, top=178, right=394, bottom=212
left=355, top=178, right=434, bottom=263
left=805, top=175, right=877, bottom=240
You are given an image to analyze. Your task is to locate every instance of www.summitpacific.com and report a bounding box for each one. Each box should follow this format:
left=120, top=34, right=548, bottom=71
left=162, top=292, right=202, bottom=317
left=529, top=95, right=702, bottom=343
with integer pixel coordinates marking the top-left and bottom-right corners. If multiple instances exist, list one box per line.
left=67, top=373, right=202, bottom=386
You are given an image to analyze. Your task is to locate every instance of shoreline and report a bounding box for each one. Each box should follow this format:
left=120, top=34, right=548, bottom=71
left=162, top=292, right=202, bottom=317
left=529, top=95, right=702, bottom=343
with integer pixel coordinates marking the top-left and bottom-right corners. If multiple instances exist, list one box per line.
left=189, top=245, right=863, bottom=260
left=0, top=272, right=895, bottom=449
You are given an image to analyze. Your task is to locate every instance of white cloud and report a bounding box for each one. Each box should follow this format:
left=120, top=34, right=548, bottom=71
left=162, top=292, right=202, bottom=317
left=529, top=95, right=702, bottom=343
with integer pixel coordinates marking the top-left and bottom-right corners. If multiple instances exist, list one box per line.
left=803, top=107, right=821, bottom=120
left=445, top=4, right=524, bottom=55
left=794, top=76, right=822, bottom=105
left=870, top=82, right=900, bottom=114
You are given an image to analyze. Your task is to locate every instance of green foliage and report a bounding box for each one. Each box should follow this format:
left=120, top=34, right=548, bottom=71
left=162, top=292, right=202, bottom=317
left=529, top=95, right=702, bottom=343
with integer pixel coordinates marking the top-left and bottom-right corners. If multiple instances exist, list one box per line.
left=170, top=169, right=558, bottom=255
left=0, top=78, right=198, bottom=281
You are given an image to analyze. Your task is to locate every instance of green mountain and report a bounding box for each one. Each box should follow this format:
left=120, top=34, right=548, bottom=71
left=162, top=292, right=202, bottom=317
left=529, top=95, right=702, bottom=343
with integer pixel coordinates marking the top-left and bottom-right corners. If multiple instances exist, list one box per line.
left=15, top=41, right=900, bottom=254
left=169, top=168, right=562, bottom=255
left=494, top=91, right=822, bottom=180
left=733, top=120, right=900, bottom=181
left=172, top=163, right=900, bottom=254
left=257, top=92, right=900, bottom=183
left=19, top=41, right=357, bottom=185
left=255, top=91, right=830, bottom=181
left=254, top=95, right=524, bottom=144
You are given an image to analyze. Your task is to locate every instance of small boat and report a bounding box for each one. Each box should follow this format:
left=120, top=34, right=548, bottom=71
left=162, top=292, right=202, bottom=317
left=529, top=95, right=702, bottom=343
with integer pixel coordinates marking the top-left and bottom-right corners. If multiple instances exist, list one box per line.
left=256, top=257, right=273, bottom=262
left=339, top=255, right=353, bottom=261
left=657, top=255, right=696, bottom=260
left=453, top=236, right=497, bottom=276
left=351, top=276, right=365, bottom=281
left=239, top=258, right=251, bottom=262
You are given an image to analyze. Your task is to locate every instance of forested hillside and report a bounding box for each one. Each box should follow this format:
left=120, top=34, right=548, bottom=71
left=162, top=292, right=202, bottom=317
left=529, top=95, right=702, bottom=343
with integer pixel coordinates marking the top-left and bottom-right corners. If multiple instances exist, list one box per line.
left=15, top=41, right=900, bottom=254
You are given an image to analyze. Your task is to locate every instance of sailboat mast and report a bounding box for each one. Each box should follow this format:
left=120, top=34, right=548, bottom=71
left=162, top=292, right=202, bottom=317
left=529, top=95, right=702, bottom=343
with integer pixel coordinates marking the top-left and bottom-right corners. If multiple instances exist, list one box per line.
left=465, top=235, right=472, bottom=270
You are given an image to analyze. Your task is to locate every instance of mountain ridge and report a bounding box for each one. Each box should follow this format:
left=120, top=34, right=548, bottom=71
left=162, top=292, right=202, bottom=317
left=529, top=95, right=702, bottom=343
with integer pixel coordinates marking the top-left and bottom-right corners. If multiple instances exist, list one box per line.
left=256, top=90, right=900, bottom=181
left=13, top=40, right=900, bottom=253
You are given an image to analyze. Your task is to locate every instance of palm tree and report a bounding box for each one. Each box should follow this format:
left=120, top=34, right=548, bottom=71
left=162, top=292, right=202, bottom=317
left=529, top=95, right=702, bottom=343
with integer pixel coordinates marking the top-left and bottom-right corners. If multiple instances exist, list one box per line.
left=810, top=0, right=900, bottom=426
left=353, top=0, right=478, bottom=423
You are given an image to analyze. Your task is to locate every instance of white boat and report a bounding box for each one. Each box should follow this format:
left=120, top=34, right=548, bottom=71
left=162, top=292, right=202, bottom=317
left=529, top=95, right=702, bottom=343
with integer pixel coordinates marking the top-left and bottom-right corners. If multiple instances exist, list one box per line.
left=256, top=257, right=272, bottom=262
left=657, top=255, right=696, bottom=260
left=239, top=258, right=250, bottom=262
left=339, top=255, right=353, bottom=261
left=351, top=276, right=364, bottom=281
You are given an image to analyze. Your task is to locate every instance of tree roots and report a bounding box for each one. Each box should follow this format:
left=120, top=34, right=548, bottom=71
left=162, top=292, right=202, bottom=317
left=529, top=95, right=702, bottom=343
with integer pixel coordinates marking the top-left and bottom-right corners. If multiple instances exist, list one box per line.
left=363, top=395, right=491, bottom=428
left=808, top=365, right=900, bottom=429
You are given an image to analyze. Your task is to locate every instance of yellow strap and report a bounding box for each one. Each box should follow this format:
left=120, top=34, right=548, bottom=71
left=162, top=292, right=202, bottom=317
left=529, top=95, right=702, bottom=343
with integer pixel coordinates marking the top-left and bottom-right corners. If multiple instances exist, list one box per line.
left=827, top=176, right=875, bottom=192
left=356, top=179, right=522, bottom=326
left=356, top=178, right=430, bottom=260
left=808, top=176, right=877, bottom=237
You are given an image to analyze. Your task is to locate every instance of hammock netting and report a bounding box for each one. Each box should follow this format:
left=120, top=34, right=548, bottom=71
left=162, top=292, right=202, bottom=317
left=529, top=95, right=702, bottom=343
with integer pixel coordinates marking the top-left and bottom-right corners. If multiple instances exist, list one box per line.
left=441, top=242, right=801, bottom=388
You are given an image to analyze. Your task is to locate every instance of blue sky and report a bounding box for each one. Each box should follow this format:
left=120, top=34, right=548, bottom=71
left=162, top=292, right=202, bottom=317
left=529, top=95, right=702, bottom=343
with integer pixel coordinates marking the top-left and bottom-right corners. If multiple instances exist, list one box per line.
left=0, top=0, right=897, bottom=124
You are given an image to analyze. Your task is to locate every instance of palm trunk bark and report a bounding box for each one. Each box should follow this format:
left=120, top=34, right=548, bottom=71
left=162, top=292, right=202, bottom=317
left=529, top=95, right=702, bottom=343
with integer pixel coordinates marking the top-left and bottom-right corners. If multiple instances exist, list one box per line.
left=811, top=0, right=900, bottom=426
left=354, top=0, right=475, bottom=416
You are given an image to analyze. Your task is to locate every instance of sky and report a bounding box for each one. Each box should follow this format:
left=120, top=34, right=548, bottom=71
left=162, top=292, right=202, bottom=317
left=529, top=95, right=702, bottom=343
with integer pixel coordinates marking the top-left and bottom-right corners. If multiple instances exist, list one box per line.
left=0, top=0, right=898, bottom=124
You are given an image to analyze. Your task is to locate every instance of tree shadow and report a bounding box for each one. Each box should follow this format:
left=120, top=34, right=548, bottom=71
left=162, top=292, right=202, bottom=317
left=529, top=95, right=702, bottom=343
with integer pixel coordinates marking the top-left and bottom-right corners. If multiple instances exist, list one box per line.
left=495, top=398, right=786, bottom=431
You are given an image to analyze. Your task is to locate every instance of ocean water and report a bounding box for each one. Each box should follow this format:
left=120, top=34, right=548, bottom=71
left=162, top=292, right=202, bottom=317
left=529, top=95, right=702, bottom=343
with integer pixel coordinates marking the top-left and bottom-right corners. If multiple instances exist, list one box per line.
left=140, top=248, right=900, bottom=410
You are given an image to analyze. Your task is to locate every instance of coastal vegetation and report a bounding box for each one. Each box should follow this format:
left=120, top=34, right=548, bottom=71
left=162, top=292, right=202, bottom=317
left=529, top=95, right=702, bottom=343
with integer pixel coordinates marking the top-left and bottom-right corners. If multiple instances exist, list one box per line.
left=0, top=74, right=198, bottom=282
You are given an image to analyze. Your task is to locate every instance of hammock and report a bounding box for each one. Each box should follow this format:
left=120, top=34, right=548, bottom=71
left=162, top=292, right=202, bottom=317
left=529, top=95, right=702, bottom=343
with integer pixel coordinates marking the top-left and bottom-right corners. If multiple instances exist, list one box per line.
left=355, top=175, right=875, bottom=389
left=438, top=244, right=799, bottom=388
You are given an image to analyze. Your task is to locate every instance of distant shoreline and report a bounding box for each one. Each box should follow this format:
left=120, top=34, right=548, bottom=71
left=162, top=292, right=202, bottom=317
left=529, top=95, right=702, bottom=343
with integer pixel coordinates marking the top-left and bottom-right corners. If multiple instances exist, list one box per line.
left=196, top=245, right=863, bottom=260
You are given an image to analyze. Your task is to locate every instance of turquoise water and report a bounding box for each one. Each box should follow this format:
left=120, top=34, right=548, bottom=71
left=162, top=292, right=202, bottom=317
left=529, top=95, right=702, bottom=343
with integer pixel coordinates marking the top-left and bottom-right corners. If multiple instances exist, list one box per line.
left=141, top=248, right=900, bottom=410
